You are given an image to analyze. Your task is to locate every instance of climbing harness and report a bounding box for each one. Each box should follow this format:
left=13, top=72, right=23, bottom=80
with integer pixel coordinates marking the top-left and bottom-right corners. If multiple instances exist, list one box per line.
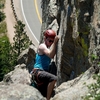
left=31, top=69, right=43, bottom=88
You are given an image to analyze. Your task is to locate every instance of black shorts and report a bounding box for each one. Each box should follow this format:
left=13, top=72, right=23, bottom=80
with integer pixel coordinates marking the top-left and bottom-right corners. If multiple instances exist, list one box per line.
left=34, top=69, right=57, bottom=97
left=38, top=70, right=57, bottom=83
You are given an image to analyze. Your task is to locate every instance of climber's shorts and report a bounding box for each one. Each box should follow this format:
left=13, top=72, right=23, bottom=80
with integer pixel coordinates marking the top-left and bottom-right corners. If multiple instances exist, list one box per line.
left=34, top=69, right=57, bottom=97
left=37, top=70, right=57, bottom=83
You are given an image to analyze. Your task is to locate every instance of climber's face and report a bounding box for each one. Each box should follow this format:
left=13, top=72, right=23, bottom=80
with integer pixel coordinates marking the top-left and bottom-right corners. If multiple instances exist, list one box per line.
left=45, top=37, right=54, bottom=47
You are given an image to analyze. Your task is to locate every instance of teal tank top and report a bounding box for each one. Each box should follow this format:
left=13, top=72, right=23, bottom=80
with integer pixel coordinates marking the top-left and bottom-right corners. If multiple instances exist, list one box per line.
left=34, top=53, right=51, bottom=71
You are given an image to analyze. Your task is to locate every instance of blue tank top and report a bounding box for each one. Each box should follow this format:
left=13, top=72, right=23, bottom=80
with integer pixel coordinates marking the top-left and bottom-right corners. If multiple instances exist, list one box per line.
left=34, top=53, right=51, bottom=71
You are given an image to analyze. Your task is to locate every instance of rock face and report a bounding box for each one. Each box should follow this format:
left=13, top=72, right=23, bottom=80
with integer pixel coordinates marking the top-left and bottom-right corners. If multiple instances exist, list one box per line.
left=52, top=66, right=97, bottom=100
left=0, top=44, right=99, bottom=100
left=17, top=45, right=37, bottom=73
left=41, top=0, right=100, bottom=85
left=0, top=64, right=45, bottom=100
left=0, top=60, right=98, bottom=100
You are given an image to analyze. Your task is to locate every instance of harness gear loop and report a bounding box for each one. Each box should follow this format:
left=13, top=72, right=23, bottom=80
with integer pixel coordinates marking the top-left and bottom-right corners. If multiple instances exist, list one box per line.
left=33, top=69, right=43, bottom=86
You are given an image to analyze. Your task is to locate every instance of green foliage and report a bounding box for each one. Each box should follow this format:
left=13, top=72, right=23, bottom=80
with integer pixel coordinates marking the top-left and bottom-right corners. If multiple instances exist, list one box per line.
left=0, top=35, right=14, bottom=81
left=0, top=0, right=16, bottom=81
left=0, top=21, right=7, bottom=34
left=0, top=19, right=32, bottom=81
left=0, top=0, right=32, bottom=82
left=91, top=54, right=98, bottom=62
left=0, top=11, right=6, bottom=22
left=0, top=3, right=4, bottom=9
left=83, top=73, right=100, bottom=100
left=83, top=52, right=100, bottom=100
left=81, top=38, right=88, bottom=57
left=0, top=0, right=5, bottom=9
left=12, top=20, right=32, bottom=56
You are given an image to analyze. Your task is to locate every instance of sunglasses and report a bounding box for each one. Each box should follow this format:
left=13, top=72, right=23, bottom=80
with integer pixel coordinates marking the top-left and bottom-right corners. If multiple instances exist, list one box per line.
left=46, top=38, right=54, bottom=43
left=48, top=40, right=54, bottom=43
